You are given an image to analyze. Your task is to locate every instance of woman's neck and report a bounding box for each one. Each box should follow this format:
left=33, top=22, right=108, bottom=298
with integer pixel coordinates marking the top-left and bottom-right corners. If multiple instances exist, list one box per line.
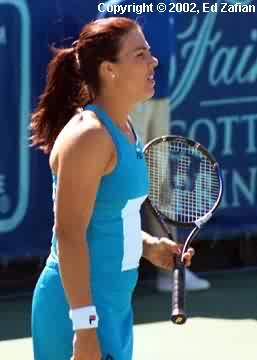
left=93, top=96, right=136, bottom=127
left=92, top=97, right=137, bottom=144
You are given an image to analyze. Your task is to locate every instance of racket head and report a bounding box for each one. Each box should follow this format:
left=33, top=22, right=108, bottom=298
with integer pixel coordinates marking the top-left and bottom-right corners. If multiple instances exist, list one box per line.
left=143, top=135, right=223, bottom=228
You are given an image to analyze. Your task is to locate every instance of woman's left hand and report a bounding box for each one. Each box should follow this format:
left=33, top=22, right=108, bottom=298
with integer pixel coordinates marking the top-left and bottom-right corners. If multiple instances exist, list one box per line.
left=145, top=237, right=195, bottom=271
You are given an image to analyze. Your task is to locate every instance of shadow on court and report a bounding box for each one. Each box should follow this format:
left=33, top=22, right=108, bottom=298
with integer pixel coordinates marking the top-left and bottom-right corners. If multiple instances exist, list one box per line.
left=0, top=270, right=256, bottom=342
left=134, top=269, right=257, bottom=324
left=0, top=296, right=32, bottom=341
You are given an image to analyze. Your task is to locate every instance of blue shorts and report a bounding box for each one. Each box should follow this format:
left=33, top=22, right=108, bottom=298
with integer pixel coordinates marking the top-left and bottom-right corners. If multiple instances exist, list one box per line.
left=31, top=261, right=134, bottom=360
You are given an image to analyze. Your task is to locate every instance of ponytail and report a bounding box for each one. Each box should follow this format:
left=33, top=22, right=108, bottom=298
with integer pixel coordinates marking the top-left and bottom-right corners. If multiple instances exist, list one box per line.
left=30, top=47, right=91, bottom=154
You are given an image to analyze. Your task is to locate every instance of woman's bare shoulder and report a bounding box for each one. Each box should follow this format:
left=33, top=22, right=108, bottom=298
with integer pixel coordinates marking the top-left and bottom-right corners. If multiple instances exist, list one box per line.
left=50, top=110, right=114, bottom=174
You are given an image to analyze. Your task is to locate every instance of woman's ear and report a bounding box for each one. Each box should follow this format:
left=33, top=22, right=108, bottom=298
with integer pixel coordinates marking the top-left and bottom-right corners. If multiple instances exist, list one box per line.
left=99, top=61, right=116, bottom=82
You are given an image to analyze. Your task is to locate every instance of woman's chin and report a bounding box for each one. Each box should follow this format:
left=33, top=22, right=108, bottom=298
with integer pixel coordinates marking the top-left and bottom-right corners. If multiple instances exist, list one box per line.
left=134, top=88, right=155, bottom=104
left=144, top=88, right=155, bottom=100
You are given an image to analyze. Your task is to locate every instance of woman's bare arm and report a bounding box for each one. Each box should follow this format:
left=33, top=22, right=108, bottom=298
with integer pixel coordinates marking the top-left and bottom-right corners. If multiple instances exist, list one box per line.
left=54, top=120, right=114, bottom=309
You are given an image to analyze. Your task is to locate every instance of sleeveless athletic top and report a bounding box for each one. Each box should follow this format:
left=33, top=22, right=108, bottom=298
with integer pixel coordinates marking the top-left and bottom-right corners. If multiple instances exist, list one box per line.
left=47, top=104, right=149, bottom=291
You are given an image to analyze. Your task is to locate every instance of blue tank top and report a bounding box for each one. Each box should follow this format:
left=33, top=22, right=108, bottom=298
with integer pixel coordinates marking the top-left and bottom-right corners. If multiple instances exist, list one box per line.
left=47, top=104, right=149, bottom=291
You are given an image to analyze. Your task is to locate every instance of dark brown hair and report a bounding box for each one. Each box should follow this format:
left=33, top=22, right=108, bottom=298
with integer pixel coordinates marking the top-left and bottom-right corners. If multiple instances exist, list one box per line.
left=30, top=17, right=139, bottom=153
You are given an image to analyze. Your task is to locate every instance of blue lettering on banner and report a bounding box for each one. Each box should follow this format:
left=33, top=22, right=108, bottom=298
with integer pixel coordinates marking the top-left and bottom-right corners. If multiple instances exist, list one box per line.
left=170, top=6, right=257, bottom=235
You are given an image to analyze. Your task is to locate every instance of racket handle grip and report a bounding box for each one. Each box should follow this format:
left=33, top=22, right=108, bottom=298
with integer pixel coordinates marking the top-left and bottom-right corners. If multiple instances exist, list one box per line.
left=171, top=258, right=186, bottom=325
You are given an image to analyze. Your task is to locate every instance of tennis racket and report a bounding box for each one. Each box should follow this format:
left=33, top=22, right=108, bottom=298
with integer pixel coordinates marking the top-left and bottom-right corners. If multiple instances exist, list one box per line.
left=143, top=135, right=223, bottom=325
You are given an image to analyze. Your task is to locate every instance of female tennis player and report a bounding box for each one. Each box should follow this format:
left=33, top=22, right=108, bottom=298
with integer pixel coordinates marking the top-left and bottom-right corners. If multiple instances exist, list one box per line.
left=30, top=17, right=195, bottom=360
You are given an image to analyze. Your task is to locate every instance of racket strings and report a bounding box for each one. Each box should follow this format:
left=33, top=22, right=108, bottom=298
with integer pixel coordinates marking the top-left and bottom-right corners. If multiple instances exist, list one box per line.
left=145, top=140, right=221, bottom=223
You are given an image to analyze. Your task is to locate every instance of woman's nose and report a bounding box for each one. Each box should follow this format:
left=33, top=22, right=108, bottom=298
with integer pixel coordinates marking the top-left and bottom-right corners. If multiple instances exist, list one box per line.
left=152, top=55, right=158, bottom=68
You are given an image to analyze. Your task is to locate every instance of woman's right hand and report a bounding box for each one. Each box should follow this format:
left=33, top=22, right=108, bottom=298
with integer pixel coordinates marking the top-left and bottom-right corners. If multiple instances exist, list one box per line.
left=71, top=329, right=101, bottom=360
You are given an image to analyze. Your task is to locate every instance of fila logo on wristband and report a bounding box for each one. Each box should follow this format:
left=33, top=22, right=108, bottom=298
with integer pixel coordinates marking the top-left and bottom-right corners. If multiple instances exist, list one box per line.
left=69, top=305, right=99, bottom=330
left=89, top=314, right=97, bottom=325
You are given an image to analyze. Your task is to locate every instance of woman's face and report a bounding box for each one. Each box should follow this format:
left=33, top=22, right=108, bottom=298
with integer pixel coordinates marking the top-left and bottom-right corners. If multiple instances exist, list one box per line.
left=112, top=27, right=158, bottom=104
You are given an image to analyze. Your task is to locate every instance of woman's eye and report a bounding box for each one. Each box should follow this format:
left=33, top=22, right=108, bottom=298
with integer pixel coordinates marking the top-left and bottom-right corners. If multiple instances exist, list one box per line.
left=137, top=52, right=144, bottom=57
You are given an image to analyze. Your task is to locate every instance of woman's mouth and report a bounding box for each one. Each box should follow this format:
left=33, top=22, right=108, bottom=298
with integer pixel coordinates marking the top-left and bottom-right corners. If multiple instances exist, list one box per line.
left=147, top=74, right=155, bottom=85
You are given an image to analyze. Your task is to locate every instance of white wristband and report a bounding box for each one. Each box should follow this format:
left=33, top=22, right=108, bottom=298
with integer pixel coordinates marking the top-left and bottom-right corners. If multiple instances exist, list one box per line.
left=69, top=305, right=99, bottom=330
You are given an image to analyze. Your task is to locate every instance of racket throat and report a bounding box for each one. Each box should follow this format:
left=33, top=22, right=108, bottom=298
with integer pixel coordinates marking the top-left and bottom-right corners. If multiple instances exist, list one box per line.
left=195, top=212, right=213, bottom=228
